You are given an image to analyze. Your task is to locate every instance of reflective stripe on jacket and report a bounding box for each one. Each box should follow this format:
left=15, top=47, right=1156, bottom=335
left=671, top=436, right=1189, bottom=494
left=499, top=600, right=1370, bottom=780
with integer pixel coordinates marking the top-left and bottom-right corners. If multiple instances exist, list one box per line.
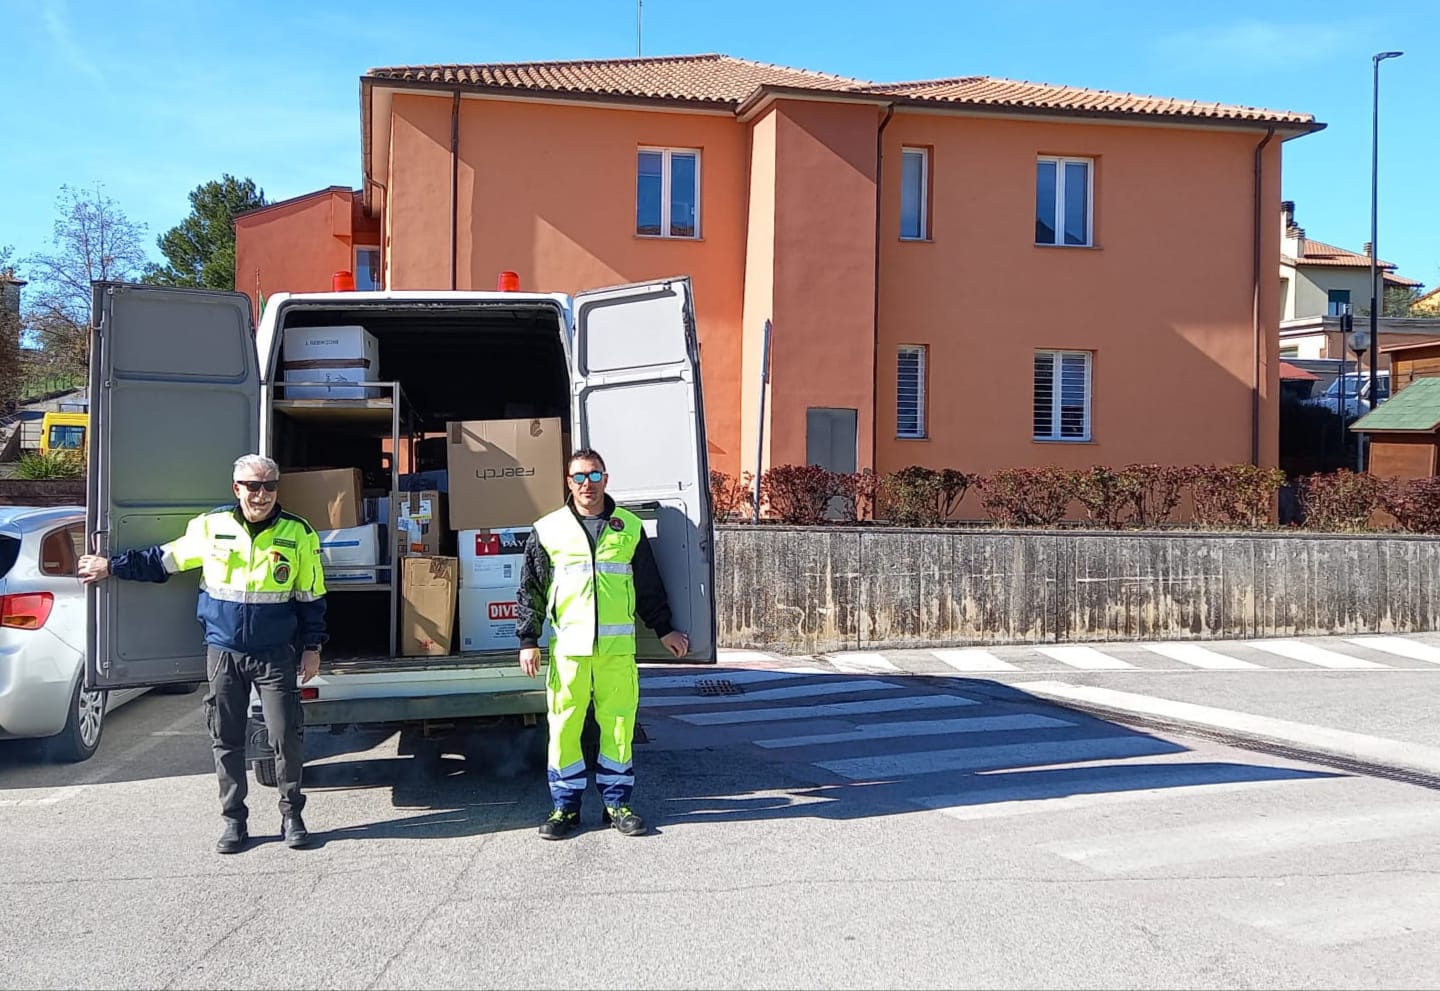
left=533, top=504, right=643, bottom=656
left=110, top=505, right=327, bottom=654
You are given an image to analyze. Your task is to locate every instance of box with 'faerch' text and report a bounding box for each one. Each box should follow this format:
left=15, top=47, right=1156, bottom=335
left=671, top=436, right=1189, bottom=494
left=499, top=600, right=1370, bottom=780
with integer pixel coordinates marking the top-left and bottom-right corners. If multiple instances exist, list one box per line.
left=446, top=418, right=564, bottom=530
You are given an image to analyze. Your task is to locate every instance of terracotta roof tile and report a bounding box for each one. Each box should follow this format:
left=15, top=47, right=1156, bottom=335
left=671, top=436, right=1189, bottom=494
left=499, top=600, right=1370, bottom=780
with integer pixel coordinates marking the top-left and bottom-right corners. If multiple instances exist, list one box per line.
left=365, top=54, right=1316, bottom=127
left=366, top=54, right=867, bottom=105
left=1285, top=233, right=1405, bottom=273
left=854, top=75, right=1313, bottom=124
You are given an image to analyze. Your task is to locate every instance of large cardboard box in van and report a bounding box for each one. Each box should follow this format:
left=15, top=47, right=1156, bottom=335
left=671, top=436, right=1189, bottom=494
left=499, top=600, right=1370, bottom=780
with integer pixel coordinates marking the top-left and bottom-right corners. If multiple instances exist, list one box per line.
left=457, top=527, right=531, bottom=589
left=279, top=468, right=362, bottom=530
left=458, top=585, right=552, bottom=653
left=400, top=556, right=457, bottom=656
left=447, top=418, right=565, bottom=530
left=282, top=325, right=380, bottom=399
left=394, top=490, right=447, bottom=557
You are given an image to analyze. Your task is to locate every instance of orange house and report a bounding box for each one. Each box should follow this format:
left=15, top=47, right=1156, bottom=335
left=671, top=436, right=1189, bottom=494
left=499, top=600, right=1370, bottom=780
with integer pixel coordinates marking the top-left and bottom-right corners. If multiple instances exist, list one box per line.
left=235, top=54, right=1323, bottom=500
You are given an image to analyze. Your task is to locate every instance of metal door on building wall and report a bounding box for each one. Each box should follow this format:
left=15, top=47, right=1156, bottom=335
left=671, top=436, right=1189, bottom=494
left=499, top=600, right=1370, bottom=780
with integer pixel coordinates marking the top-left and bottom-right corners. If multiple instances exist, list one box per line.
left=807, top=408, right=857, bottom=519
left=806, top=408, right=858, bottom=475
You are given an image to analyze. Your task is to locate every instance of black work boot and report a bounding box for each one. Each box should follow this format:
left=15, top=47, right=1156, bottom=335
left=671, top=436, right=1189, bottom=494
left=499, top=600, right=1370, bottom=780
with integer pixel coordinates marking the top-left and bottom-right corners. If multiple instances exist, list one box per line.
left=603, top=805, right=647, bottom=836
left=538, top=809, right=580, bottom=840
left=282, top=813, right=312, bottom=849
left=216, top=819, right=249, bottom=855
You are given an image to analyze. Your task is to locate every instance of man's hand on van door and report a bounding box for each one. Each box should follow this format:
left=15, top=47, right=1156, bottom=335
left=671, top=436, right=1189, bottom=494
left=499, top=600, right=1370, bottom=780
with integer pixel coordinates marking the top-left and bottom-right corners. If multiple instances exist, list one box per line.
left=660, top=631, right=689, bottom=658
left=77, top=555, right=110, bottom=584
left=519, top=647, right=542, bottom=677
left=299, top=650, right=321, bottom=684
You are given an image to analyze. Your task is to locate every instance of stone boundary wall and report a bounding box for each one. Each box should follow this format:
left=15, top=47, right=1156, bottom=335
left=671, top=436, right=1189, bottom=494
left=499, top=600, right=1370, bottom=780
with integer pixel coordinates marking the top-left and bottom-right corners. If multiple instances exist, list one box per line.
left=716, top=524, right=1440, bottom=653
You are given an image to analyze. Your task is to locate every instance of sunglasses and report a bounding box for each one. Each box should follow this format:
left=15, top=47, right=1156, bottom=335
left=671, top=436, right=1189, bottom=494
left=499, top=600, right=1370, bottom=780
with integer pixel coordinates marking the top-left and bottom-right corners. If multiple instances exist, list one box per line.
left=569, top=470, right=605, bottom=484
left=235, top=479, right=279, bottom=493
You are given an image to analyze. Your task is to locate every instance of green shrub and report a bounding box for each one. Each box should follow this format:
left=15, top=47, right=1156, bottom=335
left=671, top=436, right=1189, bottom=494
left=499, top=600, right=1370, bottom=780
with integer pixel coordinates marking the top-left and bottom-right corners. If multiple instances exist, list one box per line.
left=879, top=466, right=971, bottom=527
left=977, top=466, right=1076, bottom=527
left=1378, top=477, right=1440, bottom=533
left=1299, top=470, right=1382, bottom=532
left=16, top=450, right=85, bottom=479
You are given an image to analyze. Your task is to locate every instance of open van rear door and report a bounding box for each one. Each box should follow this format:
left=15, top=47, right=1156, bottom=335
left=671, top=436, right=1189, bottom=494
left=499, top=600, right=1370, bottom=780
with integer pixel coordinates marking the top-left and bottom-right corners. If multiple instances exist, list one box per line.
left=86, top=284, right=259, bottom=690
left=571, top=278, right=716, bottom=663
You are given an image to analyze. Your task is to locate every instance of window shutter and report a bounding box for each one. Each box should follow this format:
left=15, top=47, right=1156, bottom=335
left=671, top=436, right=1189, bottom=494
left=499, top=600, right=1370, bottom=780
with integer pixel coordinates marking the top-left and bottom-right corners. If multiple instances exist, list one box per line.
left=1033, top=353, right=1056, bottom=437
left=897, top=347, right=926, bottom=437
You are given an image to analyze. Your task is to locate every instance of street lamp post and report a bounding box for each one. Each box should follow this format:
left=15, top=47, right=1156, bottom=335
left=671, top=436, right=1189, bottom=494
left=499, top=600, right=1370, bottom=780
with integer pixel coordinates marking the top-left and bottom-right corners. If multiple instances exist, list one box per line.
left=1349, top=323, right=1371, bottom=471
left=1368, top=50, right=1403, bottom=468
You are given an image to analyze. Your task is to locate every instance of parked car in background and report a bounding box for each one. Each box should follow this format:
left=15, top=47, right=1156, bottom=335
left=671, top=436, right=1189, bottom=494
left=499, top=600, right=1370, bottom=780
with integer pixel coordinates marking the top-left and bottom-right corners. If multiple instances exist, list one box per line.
left=0, top=505, right=188, bottom=761
left=1306, top=371, right=1390, bottom=418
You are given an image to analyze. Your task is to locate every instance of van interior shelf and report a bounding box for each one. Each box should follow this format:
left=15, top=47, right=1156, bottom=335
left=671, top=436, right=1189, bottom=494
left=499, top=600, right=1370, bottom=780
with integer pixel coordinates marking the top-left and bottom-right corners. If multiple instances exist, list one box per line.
left=272, top=397, right=395, bottom=425
left=327, top=581, right=391, bottom=593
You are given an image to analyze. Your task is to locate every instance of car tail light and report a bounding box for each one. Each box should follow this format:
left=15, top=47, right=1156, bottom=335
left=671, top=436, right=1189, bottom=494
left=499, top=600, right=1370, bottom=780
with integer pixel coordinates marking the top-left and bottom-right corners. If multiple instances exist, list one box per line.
left=300, top=686, right=319, bottom=701
left=1, top=592, right=54, bottom=630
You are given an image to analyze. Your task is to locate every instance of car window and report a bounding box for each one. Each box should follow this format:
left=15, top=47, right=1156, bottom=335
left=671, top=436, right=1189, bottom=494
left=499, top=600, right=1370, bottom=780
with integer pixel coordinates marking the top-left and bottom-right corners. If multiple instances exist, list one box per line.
left=0, top=536, right=17, bottom=579
left=38, top=524, right=82, bottom=576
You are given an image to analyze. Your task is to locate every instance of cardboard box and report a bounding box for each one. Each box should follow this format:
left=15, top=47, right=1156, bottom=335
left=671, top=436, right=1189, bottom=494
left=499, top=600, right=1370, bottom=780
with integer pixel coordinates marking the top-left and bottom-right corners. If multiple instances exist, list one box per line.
left=447, top=417, right=565, bottom=530
left=459, top=585, right=552, bottom=653
left=394, top=490, right=447, bottom=557
left=279, top=468, right=363, bottom=530
left=399, top=470, right=449, bottom=494
left=324, top=565, right=381, bottom=586
left=318, top=524, right=379, bottom=569
left=282, top=325, right=381, bottom=399
left=400, top=556, right=458, bottom=656
left=458, top=527, right=532, bottom=589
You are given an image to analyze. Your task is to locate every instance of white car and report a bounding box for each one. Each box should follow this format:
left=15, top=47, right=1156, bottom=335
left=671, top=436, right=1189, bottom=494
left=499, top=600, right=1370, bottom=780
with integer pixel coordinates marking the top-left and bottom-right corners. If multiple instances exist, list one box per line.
left=1307, top=372, right=1390, bottom=417
left=0, top=505, right=188, bottom=761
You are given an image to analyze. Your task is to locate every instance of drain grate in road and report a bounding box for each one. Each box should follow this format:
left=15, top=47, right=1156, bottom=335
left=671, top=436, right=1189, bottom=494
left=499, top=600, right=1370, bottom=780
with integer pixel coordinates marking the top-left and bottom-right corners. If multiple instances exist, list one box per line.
left=695, top=678, right=743, bottom=696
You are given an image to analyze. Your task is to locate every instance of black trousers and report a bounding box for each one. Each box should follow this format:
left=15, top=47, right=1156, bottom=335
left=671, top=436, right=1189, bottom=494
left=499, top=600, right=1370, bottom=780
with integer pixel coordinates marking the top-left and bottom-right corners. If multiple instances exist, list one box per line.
left=204, top=645, right=305, bottom=823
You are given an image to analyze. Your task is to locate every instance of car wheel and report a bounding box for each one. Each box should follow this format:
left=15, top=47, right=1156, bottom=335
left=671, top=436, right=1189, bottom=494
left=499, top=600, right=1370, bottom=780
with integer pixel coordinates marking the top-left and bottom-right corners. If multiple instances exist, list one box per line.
left=47, top=680, right=107, bottom=763
left=252, top=756, right=278, bottom=787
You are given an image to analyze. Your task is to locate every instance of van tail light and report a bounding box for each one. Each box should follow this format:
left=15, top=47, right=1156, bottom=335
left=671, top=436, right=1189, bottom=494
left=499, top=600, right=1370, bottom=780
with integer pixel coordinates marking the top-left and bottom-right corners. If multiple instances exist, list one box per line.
left=496, top=270, right=520, bottom=292
left=332, top=270, right=356, bottom=292
left=1, top=592, right=55, bottom=630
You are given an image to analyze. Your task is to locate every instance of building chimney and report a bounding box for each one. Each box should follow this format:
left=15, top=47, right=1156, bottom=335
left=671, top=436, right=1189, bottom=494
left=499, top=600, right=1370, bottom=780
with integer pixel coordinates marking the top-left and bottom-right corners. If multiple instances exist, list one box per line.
left=1281, top=203, right=1304, bottom=260
left=1362, top=242, right=1373, bottom=257
left=0, top=273, right=24, bottom=319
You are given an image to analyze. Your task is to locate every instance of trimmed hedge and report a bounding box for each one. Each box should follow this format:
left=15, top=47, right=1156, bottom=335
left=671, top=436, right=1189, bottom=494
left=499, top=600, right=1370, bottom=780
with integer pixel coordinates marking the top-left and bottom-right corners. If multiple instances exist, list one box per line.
left=711, top=464, right=1440, bottom=534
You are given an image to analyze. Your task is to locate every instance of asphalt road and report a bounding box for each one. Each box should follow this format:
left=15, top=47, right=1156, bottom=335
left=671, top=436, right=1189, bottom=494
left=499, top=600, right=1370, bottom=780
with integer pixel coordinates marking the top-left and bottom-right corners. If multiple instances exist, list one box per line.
left=2, top=635, right=1438, bottom=990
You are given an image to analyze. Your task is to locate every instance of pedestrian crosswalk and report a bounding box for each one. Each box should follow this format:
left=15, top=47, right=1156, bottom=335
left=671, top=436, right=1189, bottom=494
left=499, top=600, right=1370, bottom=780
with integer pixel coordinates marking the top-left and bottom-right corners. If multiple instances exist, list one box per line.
left=637, top=644, right=1440, bottom=954
left=708, top=633, right=1440, bottom=675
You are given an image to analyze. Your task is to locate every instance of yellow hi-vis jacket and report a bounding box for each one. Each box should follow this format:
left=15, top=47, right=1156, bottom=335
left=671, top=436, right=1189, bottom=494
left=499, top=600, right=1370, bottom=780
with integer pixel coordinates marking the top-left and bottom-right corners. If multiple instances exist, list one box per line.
left=109, top=505, right=328, bottom=654
left=532, top=503, right=644, bottom=656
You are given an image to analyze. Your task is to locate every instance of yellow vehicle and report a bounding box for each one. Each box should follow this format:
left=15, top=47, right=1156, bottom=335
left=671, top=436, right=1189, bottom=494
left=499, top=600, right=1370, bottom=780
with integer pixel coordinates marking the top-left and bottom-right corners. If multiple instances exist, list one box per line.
left=39, top=411, right=89, bottom=457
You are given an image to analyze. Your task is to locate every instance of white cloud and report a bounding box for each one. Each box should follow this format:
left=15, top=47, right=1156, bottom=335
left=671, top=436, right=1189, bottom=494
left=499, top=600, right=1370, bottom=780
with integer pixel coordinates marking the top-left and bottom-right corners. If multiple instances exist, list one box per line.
left=39, top=1, right=104, bottom=84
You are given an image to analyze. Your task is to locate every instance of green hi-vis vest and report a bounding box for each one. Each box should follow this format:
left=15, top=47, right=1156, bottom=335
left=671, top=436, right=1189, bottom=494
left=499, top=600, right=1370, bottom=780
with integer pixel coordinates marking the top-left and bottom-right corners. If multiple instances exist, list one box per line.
left=162, top=508, right=326, bottom=603
left=533, top=504, right=643, bottom=656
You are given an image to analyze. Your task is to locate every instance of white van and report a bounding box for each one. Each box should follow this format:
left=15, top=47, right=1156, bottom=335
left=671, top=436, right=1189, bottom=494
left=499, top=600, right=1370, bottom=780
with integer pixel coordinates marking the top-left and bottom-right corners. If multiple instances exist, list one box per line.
left=85, top=279, right=715, bottom=780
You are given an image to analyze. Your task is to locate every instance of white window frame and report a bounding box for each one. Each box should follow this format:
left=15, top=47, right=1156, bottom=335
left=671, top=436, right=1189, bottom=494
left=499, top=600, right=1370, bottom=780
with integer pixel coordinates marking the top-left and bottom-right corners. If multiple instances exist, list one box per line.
left=897, top=345, right=927, bottom=439
left=899, top=147, right=930, bottom=241
left=1035, top=156, right=1094, bottom=247
left=354, top=245, right=381, bottom=291
left=1033, top=349, right=1092, bottom=442
left=637, top=147, right=702, bottom=240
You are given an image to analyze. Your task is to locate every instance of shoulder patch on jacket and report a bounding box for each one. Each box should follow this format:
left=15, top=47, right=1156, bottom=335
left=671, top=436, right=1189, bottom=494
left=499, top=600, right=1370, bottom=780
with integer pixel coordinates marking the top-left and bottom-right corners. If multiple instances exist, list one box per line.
left=278, top=510, right=316, bottom=534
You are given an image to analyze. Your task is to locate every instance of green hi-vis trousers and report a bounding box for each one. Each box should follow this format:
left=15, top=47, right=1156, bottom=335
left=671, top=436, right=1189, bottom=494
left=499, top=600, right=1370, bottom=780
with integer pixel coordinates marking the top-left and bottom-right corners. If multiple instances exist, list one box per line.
left=546, top=649, right=639, bottom=810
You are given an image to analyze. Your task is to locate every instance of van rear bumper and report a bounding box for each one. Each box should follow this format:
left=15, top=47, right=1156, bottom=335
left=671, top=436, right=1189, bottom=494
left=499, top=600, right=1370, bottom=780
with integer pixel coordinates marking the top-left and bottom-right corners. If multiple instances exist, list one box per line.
left=299, top=688, right=547, bottom=728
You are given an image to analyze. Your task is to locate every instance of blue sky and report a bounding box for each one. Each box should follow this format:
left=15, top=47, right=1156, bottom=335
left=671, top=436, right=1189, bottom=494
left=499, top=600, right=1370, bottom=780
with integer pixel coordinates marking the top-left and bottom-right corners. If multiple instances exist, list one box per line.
left=2, top=0, right=1435, bottom=289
